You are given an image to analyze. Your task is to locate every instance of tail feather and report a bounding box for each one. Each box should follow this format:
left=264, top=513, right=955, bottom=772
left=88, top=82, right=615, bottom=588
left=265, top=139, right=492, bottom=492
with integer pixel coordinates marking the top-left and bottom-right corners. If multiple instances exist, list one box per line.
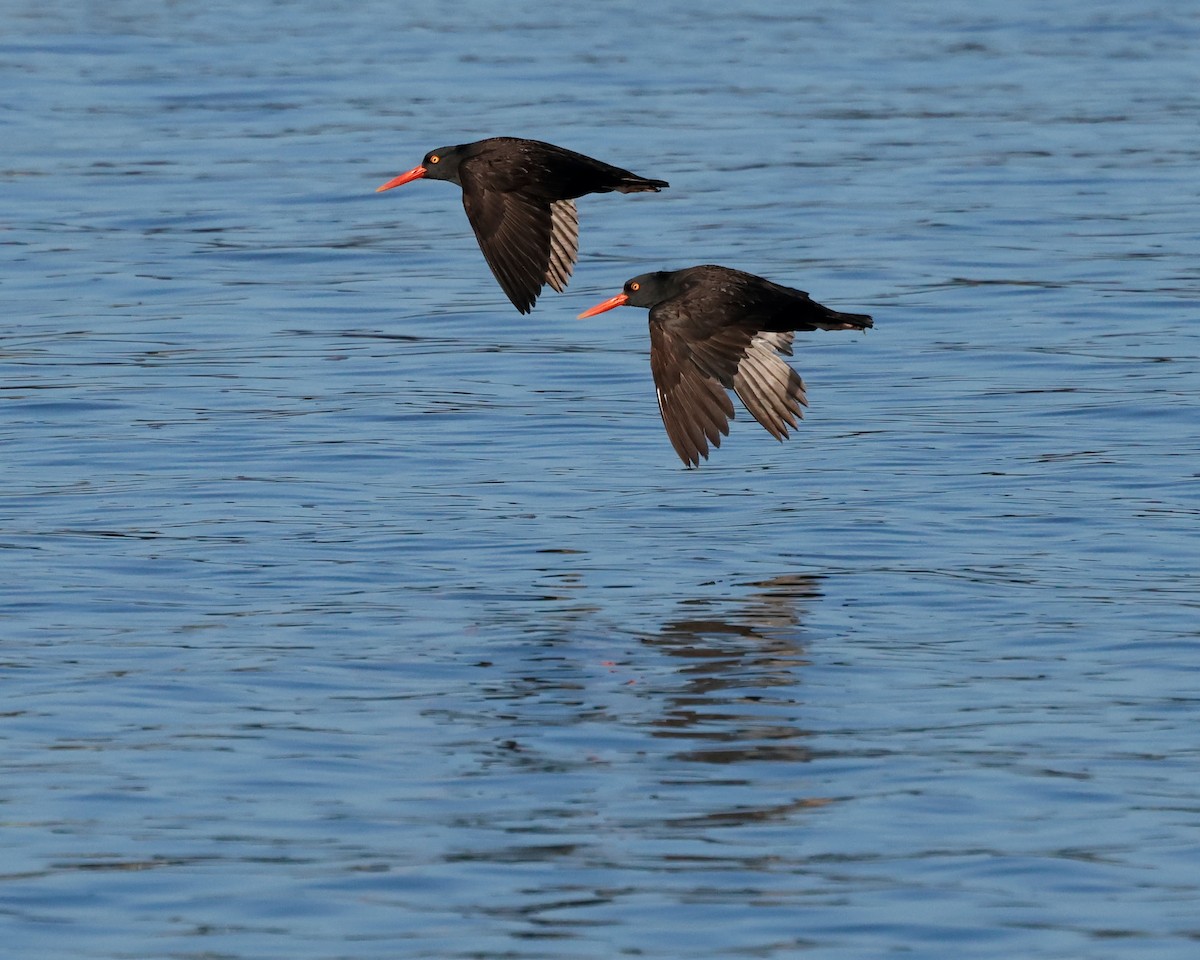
left=820, top=309, right=873, bottom=331
left=615, top=176, right=670, bottom=194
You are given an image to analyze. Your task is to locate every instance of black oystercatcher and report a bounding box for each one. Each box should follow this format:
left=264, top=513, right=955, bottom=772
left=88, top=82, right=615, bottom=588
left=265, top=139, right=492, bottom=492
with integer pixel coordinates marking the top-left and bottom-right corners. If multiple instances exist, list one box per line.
left=578, top=265, right=873, bottom=467
left=376, top=137, right=669, bottom=314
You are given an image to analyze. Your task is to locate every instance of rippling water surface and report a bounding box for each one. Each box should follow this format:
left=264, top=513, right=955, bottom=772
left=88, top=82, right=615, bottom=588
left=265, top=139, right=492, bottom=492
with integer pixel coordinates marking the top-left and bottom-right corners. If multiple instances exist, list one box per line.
left=4, top=1, right=1199, bottom=957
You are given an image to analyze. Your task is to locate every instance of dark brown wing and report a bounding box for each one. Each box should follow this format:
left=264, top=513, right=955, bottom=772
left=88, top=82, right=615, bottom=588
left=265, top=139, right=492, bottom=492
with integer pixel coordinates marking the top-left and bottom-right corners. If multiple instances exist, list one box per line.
left=649, top=293, right=809, bottom=464
left=460, top=180, right=553, bottom=314
left=648, top=302, right=748, bottom=467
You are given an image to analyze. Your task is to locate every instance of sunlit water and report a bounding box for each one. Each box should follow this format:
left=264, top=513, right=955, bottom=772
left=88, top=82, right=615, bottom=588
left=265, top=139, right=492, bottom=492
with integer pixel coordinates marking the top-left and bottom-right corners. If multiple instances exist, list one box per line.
left=4, top=1, right=1199, bottom=958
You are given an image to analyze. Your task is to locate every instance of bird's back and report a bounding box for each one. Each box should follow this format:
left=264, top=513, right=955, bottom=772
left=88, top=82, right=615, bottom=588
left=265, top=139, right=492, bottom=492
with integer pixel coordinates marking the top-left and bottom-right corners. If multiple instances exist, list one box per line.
left=468, top=137, right=667, bottom=200
left=666, top=265, right=871, bottom=334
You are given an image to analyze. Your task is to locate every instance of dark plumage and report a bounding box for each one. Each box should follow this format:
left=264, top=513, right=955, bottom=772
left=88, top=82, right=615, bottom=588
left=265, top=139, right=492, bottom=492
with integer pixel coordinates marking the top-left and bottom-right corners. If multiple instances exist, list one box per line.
left=578, top=265, right=873, bottom=467
left=376, top=137, right=669, bottom=314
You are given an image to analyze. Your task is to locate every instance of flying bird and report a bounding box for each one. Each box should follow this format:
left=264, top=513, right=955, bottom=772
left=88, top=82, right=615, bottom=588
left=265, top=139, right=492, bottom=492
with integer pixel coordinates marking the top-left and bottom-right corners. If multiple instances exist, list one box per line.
left=578, top=265, right=873, bottom=467
left=376, top=136, right=669, bottom=314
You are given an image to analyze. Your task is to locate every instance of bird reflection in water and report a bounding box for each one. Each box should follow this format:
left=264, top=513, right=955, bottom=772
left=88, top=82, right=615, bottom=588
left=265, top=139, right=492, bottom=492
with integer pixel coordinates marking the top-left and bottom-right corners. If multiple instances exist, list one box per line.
left=642, top=574, right=824, bottom=767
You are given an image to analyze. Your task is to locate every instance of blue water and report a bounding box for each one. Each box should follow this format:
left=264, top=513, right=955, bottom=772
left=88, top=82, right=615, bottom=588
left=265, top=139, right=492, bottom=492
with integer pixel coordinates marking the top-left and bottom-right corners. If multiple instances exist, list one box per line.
left=4, top=1, right=1199, bottom=957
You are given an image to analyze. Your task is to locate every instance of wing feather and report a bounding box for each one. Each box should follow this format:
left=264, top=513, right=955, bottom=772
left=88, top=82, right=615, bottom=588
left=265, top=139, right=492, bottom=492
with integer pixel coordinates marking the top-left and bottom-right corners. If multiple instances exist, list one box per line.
left=459, top=168, right=583, bottom=313
left=545, top=199, right=578, bottom=293
left=732, top=336, right=807, bottom=441
left=649, top=293, right=810, bottom=463
left=461, top=180, right=549, bottom=314
left=649, top=310, right=736, bottom=467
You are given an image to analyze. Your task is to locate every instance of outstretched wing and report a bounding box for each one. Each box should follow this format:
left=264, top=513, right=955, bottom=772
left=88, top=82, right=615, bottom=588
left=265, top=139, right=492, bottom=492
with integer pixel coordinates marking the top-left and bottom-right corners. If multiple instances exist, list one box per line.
left=648, top=301, right=748, bottom=466
left=460, top=170, right=579, bottom=313
left=649, top=296, right=807, bottom=465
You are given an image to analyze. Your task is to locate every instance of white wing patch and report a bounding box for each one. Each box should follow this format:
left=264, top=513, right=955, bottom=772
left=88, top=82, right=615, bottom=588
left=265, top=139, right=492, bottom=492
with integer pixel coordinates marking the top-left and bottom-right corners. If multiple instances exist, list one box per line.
left=545, top=199, right=579, bottom=293
left=752, top=330, right=794, bottom=356
left=732, top=333, right=807, bottom=441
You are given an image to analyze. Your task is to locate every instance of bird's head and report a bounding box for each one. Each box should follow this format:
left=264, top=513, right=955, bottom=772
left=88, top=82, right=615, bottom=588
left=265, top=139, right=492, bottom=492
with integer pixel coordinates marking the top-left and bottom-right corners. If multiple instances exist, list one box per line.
left=577, top=272, right=679, bottom=317
left=376, top=145, right=464, bottom=192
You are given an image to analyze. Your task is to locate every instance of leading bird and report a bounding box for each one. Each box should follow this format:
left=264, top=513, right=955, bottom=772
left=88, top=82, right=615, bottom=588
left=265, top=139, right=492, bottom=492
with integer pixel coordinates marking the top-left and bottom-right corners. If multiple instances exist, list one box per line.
left=377, top=137, right=668, bottom=314
left=578, top=265, right=873, bottom=467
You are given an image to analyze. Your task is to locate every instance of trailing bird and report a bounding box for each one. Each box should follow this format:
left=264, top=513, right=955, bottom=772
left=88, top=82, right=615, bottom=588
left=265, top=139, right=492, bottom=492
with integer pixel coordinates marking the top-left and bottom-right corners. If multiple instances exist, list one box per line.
left=578, top=265, right=873, bottom=466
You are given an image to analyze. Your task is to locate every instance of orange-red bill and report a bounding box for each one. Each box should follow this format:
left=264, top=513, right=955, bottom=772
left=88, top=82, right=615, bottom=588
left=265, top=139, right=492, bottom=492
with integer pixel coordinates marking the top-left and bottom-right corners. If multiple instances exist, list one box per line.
left=375, top=166, right=427, bottom=192
left=577, top=293, right=629, bottom=319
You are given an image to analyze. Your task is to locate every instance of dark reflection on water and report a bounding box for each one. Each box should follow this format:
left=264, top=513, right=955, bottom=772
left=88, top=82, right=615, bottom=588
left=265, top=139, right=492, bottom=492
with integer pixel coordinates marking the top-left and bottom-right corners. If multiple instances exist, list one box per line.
left=646, top=575, right=821, bottom=766
left=412, top=573, right=841, bottom=952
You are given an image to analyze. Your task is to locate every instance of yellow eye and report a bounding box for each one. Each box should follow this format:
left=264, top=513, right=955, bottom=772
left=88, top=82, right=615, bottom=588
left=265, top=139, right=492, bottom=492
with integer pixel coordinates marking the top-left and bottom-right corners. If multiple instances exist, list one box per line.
left=428, top=154, right=440, bottom=164
left=629, top=281, right=640, bottom=292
